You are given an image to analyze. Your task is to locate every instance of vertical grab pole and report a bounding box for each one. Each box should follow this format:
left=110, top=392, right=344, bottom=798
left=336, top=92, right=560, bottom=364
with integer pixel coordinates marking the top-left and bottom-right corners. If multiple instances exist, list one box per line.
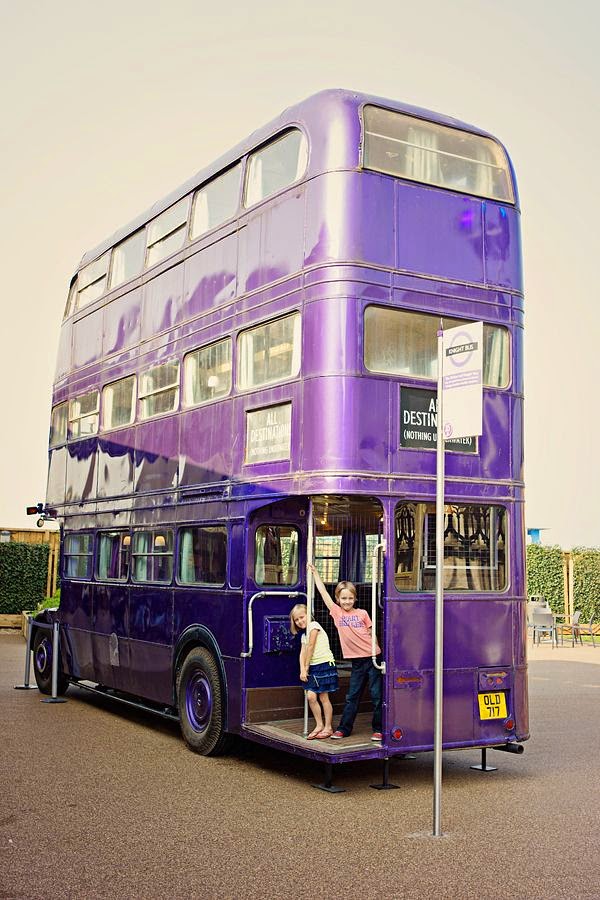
left=304, top=499, right=314, bottom=737
left=433, top=323, right=445, bottom=837
left=51, top=620, right=59, bottom=699
left=14, top=615, right=37, bottom=690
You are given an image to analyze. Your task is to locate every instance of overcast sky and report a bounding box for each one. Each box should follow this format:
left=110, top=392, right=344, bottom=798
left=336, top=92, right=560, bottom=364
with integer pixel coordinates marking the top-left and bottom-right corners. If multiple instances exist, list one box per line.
left=1, top=0, right=598, bottom=549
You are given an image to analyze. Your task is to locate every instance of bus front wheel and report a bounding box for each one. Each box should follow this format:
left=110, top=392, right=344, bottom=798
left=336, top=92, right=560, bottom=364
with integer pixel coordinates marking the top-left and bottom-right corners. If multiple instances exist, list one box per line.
left=177, top=647, right=229, bottom=756
left=32, top=628, right=69, bottom=696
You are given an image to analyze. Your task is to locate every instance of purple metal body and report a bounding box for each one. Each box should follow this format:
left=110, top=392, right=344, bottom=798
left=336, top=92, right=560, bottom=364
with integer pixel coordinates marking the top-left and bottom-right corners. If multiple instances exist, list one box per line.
left=45, top=89, right=526, bottom=762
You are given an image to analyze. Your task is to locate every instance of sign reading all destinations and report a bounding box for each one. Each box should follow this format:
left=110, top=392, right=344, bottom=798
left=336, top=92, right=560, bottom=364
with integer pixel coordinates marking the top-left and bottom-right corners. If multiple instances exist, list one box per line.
left=400, top=387, right=476, bottom=453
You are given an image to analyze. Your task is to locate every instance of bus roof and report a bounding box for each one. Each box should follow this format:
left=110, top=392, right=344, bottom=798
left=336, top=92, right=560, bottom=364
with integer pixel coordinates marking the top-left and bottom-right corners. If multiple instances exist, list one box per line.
left=78, top=88, right=512, bottom=271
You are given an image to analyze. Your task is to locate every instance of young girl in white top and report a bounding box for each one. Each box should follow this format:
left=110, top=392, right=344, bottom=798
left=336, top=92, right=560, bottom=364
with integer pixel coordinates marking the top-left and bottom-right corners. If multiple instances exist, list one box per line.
left=289, top=603, right=339, bottom=740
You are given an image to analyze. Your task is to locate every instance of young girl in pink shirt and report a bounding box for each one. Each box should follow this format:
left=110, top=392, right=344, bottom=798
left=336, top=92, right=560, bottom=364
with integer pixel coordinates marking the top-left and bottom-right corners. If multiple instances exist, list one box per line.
left=308, top=563, right=383, bottom=741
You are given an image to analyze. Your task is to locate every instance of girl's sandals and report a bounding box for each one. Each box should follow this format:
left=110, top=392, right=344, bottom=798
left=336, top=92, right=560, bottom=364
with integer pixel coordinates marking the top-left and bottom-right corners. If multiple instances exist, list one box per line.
left=307, top=727, right=322, bottom=740
left=316, top=729, right=333, bottom=739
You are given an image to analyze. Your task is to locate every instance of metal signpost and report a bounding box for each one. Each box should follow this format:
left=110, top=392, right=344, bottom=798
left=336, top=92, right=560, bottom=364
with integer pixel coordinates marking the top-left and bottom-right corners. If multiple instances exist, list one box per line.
left=433, top=321, right=483, bottom=837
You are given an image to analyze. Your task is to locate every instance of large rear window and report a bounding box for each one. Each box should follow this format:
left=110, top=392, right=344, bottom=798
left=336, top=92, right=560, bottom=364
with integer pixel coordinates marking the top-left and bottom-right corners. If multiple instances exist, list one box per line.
left=363, top=105, right=514, bottom=203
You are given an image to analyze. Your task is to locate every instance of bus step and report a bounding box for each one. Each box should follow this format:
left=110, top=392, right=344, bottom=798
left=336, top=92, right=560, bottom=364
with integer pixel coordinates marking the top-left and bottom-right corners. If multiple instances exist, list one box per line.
left=73, top=681, right=179, bottom=722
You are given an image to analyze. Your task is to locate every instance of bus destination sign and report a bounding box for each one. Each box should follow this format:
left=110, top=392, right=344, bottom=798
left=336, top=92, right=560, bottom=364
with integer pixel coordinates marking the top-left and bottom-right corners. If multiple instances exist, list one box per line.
left=400, top=387, right=477, bottom=453
left=245, top=402, right=292, bottom=464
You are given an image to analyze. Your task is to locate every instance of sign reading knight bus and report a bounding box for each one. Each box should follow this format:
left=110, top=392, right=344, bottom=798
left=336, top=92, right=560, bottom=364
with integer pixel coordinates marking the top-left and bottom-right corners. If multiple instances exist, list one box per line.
left=27, top=89, right=527, bottom=788
left=442, top=321, right=484, bottom=440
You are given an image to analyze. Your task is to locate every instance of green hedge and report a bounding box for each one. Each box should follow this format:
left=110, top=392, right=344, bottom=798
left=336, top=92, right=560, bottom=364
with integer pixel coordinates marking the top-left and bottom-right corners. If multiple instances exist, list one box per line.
left=0, top=542, right=49, bottom=614
left=527, top=544, right=600, bottom=621
left=526, top=544, right=565, bottom=613
left=572, top=548, right=600, bottom=622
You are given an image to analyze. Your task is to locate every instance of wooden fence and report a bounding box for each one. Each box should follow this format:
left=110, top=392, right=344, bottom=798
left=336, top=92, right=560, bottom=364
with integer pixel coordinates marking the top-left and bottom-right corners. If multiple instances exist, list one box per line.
left=0, top=527, right=60, bottom=598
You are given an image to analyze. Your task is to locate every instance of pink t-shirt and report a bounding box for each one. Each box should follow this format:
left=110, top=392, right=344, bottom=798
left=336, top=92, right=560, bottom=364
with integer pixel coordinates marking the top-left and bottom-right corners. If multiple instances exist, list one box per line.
left=329, top=604, right=381, bottom=658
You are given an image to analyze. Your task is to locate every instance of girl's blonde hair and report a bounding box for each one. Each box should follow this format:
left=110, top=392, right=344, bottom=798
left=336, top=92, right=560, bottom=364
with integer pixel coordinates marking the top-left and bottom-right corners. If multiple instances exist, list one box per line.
left=289, top=603, right=307, bottom=635
left=334, top=581, right=357, bottom=602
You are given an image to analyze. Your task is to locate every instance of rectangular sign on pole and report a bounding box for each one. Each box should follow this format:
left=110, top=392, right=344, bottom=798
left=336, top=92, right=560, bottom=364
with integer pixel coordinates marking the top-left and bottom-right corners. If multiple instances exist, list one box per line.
left=433, top=320, right=484, bottom=838
left=442, top=321, right=483, bottom=440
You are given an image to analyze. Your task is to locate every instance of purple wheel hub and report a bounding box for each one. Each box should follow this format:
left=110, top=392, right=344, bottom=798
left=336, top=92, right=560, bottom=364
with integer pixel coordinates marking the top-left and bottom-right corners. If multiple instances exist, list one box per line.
left=185, top=670, right=212, bottom=733
left=36, top=638, right=52, bottom=675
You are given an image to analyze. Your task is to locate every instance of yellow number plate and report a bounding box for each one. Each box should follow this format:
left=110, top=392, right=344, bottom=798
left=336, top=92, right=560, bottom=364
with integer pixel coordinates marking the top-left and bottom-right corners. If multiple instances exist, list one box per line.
left=478, top=692, right=507, bottom=720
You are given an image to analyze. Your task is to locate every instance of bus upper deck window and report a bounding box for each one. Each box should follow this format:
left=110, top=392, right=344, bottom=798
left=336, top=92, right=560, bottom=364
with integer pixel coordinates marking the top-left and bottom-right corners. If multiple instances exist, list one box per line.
left=364, top=307, right=510, bottom=389
left=244, top=130, right=308, bottom=208
left=50, top=402, right=68, bottom=447
left=109, top=230, right=146, bottom=289
left=139, top=361, right=180, bottom=420
left=190, top=164, right=241, bottom=240
left=363, top=105, right=514, bottom=204
left=68, top=390, right=99, bottom=439
left=146, top=197, right=190, bottom=269
left=77, top=251, right=110, bottom=310
left=102, top=375, right=136, bottom=430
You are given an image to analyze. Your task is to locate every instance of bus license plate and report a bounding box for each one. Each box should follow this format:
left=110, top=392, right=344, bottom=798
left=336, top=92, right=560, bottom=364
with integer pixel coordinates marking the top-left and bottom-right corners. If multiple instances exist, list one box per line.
left=478, top=692, right=507, bottom=720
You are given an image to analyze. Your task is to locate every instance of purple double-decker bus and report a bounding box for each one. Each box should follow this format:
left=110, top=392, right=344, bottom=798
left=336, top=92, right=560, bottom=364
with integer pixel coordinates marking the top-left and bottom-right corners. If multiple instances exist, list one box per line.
left=31, top=89, right=527, bottom=776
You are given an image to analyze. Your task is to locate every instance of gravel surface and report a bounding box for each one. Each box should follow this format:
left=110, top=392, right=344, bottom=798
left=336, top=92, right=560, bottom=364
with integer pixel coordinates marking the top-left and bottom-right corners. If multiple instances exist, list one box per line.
left=1, top=633, right=599, bottom=899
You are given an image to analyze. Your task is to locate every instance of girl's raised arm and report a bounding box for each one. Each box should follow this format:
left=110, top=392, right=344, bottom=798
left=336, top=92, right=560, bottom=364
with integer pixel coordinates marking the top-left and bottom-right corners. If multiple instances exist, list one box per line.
left=307, top=563, right=334, bottom=611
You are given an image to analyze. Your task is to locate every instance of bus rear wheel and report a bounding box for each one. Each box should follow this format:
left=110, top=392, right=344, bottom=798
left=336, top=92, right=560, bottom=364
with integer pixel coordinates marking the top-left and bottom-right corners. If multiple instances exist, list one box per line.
left=32, top=628, right=69, bottom=696
left=177, top=647, right=229, bottom=756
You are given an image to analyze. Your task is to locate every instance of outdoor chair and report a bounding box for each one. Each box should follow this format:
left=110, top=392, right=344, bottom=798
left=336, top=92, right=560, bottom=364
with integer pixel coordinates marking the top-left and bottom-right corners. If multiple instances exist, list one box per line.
left=531, top=610, right=556, bottom=647
left=569, top=613, right=596, bottom=647
left=555, top=611, right=583, bottom=647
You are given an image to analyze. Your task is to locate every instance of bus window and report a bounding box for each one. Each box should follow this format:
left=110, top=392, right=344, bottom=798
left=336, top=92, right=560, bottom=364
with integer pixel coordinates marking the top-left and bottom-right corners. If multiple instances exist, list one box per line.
left=190, top=164, right=241, bottom=240
left=97, top=531, right=130, bottom=581
left=64, top=533, right=94, bottom=579
left=394, top=503, right=507, bottom=592
left=364, top=307, right=509, bottom=388
left=178, top=526, right=227, bottom=585
left=183, top=339, right=232, bottom=407
left=363, top=105, right=514, bottom=203
left=131, top=529, right=174, bottom=583
left=77, top=252, right=110, bottom=309
left=255, top=525, right=299, bottom=586
left=146, top=197, right=190, bottom=268
left=244, top=130, right=308, bottom=208
left=238, top=313, right=301, bottom=390
left=68, top=390, right=99, bottom=439
left=102, top=375, right=136, bottom=430
left=50, top=402, right=68, bottom=447
left=109, top=230, right=146, bottom=290
left=139, top=361, right=179, bottom=420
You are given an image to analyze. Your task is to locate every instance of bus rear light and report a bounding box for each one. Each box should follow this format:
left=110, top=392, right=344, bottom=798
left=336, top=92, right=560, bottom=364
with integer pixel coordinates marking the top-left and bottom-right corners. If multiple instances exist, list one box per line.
left=391, top=727, right=403, bottom=741
left=504, top=718, right=515, bottom=731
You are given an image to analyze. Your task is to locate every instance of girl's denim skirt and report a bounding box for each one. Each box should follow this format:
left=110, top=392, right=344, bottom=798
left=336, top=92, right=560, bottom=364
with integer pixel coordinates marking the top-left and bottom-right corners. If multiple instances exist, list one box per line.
left=305, top=661, right=338, bottom=694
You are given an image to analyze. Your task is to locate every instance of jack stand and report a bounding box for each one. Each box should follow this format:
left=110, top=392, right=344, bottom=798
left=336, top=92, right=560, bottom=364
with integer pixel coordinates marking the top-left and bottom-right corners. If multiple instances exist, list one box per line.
left=312, top=762, right=345, bottom=793
left=41, top=622, right=67, bottom=705
left=370, top=758, right=399, bottom=790
left=470, top=747, right=497, bottom=772
left=14, top=615, right=37, bottom=690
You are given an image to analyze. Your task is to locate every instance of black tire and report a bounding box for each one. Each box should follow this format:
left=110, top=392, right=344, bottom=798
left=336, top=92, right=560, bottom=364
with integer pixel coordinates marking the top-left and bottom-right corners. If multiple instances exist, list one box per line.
left=177, top=647, right=230, bottom=756
left=32, top=628, right=69, bottom=696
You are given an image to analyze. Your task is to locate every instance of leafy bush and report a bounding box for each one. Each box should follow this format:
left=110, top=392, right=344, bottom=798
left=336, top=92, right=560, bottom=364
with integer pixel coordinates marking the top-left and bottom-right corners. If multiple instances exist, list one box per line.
left=572, top=548, right=600, bottom=622
left=0, top=543, right=49, bottom=614
left=526, top=544, right=565, bottom=613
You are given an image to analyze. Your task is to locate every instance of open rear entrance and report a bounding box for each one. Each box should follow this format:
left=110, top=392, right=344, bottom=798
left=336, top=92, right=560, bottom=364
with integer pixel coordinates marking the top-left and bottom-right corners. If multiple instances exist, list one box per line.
left=242, top=495, right=385, bottom=757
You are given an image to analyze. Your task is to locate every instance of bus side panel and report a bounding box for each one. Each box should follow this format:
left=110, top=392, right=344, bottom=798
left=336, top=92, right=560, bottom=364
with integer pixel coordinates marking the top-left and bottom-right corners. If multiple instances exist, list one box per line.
left=128, top=585, right=174, bottom=704
left=92, top=582, right=130, bottom=693
left=59, top=580, right=94, bottom=680
left=173, top=589, right=243, bottom=660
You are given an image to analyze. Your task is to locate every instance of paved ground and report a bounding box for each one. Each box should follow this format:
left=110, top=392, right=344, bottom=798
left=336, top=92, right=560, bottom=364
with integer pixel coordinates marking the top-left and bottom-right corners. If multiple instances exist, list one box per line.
left=1, top=632, right=599, bottom=899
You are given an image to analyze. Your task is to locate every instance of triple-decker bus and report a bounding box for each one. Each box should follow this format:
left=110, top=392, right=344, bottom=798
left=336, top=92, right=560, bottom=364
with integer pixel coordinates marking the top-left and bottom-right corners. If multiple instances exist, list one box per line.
left=30, top=89, right=528, bottom=772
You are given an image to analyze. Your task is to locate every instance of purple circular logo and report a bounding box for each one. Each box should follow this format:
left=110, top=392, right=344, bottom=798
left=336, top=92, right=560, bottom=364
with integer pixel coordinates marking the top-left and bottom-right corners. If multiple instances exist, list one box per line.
left=444, top=423, right=453, bottom=438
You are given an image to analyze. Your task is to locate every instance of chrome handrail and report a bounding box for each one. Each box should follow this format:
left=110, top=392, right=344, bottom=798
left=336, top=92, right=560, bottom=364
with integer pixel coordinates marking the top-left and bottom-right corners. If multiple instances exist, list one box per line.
left=241, top=590, right=307, bottom=658
left=371, top=540, right=386, bottom=673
